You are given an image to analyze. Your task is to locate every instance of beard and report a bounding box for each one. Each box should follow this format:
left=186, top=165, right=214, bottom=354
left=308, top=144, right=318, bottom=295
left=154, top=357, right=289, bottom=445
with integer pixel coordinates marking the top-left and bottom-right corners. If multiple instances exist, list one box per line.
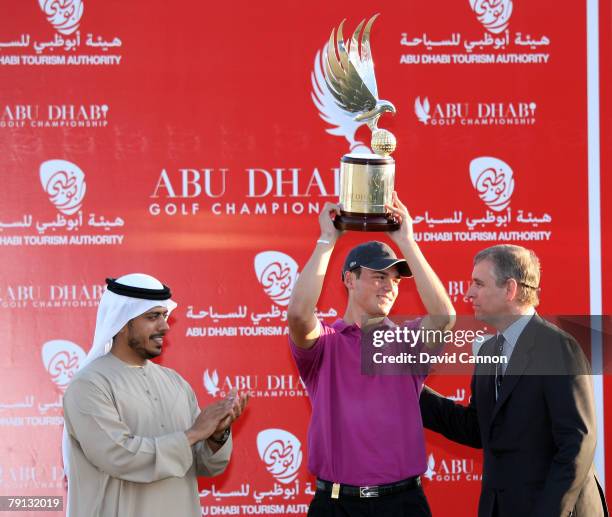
left=127, top=333, right=163, bottom=360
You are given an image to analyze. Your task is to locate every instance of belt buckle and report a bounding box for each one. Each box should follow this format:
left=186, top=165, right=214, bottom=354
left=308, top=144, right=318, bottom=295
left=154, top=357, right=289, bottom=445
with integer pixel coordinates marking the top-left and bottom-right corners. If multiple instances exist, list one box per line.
left=331, top=483, right=340, bottom=499
left=359, top=485, right=379, bottom=498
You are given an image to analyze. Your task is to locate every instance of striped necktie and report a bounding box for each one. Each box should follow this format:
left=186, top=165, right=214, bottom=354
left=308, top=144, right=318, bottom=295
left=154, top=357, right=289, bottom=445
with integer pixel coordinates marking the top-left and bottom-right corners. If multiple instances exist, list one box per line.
left=495, top=334, right=505, bottom=400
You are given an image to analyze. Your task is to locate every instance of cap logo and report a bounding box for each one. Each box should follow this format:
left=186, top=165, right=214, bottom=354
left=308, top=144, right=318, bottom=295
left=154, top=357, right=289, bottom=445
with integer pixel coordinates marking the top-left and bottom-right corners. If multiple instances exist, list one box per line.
left=350, top=261, right=357, bottom=267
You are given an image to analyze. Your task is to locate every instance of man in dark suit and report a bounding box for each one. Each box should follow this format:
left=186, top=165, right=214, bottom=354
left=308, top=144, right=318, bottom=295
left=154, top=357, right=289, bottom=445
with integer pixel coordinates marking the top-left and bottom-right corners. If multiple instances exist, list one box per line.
left=420, top=244, right=607, bottom=517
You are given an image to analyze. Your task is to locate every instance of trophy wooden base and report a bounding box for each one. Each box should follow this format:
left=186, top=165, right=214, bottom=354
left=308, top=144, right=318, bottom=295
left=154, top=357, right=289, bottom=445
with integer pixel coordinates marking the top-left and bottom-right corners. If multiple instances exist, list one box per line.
left=333, top=211, right=400, bottom=232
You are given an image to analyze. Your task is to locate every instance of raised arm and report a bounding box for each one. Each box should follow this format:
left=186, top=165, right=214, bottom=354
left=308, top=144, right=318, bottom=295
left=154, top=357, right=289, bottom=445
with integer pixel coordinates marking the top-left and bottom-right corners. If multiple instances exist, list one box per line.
left=287, top=202, right=342, bottom=349
left=386, top=192, right=456, bottom=337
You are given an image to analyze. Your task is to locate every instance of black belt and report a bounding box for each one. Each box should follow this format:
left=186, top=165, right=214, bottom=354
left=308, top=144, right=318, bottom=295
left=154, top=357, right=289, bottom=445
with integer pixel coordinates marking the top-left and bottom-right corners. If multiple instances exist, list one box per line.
left=316, top=476, right=421, bottom=499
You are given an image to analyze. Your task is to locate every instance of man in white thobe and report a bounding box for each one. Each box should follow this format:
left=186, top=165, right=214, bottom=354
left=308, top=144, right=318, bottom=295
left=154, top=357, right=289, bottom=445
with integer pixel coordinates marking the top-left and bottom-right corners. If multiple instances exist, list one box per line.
left=63, top=273, right=248, bottom=517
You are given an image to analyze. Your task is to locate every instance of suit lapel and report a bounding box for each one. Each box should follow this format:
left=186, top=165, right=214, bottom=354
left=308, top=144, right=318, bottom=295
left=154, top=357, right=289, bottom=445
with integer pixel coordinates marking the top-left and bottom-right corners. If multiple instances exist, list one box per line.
left=489, top=315, right=541, bottom=423
left=475, top=337, right=500, bottom=426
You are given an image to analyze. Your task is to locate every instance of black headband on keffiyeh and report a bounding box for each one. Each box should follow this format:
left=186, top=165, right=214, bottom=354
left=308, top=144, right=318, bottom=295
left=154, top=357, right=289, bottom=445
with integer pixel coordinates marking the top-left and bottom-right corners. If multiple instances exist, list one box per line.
left=105, top=277, right=172, bottom=300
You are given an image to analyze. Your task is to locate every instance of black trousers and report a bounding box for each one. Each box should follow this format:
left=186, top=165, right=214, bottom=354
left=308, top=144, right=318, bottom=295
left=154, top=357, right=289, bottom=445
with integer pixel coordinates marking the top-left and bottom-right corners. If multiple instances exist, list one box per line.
left=307, top=486, right=433, bottom=517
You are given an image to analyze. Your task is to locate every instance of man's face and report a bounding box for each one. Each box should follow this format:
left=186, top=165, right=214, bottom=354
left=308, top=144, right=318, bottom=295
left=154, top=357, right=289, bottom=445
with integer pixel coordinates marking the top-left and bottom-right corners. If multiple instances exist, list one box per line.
left=466, top=259, right=510, bottom=324
left=126, top=307, right=170, bottom=360
left=349, top=266, right=401, bottom=317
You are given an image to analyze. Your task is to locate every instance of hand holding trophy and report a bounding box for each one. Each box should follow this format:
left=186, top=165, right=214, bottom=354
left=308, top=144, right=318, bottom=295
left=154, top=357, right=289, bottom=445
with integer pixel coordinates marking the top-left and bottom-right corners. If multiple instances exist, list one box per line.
left=323, top=14, right=399, bottom=231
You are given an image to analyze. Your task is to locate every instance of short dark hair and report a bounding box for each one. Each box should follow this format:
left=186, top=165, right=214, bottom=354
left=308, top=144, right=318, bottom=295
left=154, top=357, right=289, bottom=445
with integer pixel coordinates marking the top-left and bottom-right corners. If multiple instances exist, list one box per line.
left=342, top=267, right=362, bottom=292
left=474, top=245, right=540, bottom=306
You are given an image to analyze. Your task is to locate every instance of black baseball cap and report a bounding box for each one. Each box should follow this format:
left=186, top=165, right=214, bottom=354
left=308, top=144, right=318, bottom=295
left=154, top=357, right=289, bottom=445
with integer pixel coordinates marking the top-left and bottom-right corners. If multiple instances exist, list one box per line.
left=342, top=241, right=412, bottom=281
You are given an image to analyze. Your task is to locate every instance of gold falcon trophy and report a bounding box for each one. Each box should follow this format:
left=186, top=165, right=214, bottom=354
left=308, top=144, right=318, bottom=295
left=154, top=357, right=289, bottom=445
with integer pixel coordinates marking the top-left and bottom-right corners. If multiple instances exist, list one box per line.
left=324, top=14, right=399, bottom=231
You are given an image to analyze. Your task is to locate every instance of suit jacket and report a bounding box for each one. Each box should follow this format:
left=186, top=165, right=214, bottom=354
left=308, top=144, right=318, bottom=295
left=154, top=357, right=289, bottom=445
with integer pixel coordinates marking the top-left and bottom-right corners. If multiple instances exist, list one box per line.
left=420, top=315, right=607, bottom=517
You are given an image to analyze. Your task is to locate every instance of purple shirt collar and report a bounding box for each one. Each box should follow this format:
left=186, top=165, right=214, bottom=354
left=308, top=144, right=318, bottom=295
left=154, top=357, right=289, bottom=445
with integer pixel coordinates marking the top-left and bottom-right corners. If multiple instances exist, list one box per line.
left=331, top=317, right=397, bottom=332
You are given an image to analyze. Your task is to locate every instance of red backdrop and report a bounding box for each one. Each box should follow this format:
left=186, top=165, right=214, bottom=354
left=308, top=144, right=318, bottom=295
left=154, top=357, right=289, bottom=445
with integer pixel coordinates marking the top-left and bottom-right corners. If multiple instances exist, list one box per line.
left=0, top=1, right=608, bottom=515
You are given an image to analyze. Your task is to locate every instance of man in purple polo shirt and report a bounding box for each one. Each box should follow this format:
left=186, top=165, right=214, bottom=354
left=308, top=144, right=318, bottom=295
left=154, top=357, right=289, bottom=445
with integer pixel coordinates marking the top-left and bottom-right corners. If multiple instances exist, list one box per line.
left=287, top=193, right=455, bottom=516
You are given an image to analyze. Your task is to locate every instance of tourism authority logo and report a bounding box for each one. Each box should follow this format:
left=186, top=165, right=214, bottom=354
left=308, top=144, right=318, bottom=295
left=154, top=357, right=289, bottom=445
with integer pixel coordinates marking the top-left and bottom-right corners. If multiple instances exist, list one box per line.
left=469, top=0, right=513, bottom=34
left=0, top=159, right=125, bottom=247
left=400, top=1, right=550, bottom=66
left=41, top=339, right=86, bottom=391
left=1, top=0, right=123, bottom=67
left=257, top=429, right=303, bottom=484
left=469, top=156, right=514, bottom=211
left=409, top=156, right=552, bottom=244
left=38, top=0, right=84, bottom=35
left=254, top=251, right=299, bottom=307
left=40, top=159, right=86, bottom=216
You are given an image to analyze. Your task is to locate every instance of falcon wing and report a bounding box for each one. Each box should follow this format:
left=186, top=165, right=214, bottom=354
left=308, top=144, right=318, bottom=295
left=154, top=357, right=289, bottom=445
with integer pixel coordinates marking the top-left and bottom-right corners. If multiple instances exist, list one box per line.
left=324, top=17, right=379, bottom=114
left=311, top=46, right=365, bottom=139
left=349, top=15, right=379, bottom=98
